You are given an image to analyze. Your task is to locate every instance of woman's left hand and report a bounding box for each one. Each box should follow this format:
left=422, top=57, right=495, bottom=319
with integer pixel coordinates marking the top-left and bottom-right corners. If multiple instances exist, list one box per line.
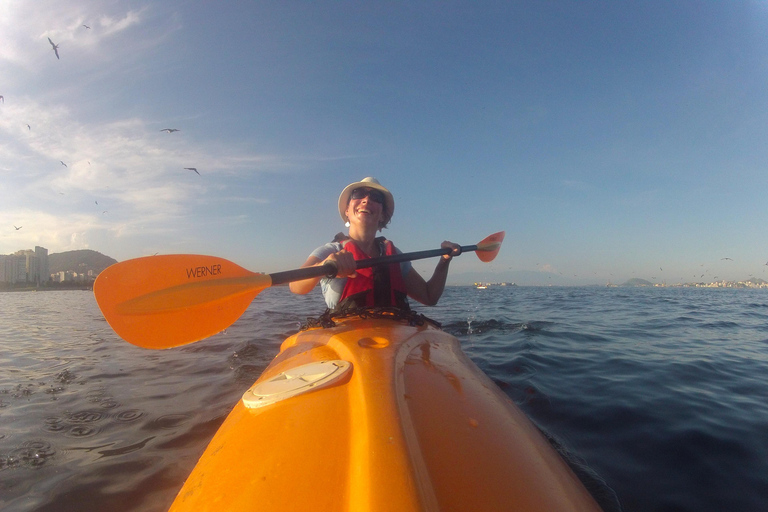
left=440, top=241, right=461, bottom=261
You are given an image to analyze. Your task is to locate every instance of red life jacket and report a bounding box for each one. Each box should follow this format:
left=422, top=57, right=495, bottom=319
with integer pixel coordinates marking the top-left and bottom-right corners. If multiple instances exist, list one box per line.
left=335, top=237, right=410, bottom=312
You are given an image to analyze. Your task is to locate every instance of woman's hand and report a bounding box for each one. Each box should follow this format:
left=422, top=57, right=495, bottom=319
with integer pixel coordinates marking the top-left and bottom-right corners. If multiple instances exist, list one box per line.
left=440, top=241, right=462, bottom=261
left=404, top=240, right=460, bottom=306
left=290, top=249, right=357, bottom=295
left=325, top=250, right=357, bottom=278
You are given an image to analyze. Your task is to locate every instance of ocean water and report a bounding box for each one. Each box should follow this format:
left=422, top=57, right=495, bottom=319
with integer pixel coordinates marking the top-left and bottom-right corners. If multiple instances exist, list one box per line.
left=1, top=286, right=767, bottom=511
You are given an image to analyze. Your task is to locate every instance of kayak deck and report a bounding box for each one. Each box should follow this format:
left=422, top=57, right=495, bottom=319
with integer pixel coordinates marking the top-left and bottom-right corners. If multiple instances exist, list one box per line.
left=169, top=315, right=602, bottom=511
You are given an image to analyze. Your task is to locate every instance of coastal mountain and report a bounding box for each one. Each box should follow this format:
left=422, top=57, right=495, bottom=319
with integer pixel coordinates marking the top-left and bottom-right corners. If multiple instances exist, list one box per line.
left=49, top=250, right=117, bottom=275
left=621, top=278, right=654, bottom=287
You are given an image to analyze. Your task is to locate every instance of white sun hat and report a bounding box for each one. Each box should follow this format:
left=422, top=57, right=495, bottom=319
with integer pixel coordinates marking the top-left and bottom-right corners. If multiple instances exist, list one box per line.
left=337, top=177, right=395, bottom=227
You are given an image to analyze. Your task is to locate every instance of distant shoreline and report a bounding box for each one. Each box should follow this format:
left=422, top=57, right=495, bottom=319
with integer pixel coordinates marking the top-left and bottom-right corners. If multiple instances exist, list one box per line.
left=450, top=283, right=768, bottom=289
left=0, top=286, right=93, bottom=293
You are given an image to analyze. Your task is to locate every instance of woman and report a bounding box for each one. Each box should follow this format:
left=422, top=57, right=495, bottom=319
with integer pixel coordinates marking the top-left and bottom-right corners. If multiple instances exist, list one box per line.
left=290, top=177, right=461, bottom=311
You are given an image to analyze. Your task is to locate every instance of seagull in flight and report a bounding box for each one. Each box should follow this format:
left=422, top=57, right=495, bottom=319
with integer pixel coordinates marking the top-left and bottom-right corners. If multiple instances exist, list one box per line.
left=83, top=24, right=90, bottom=29
left=160, top=128, right=180, bottom=133
left=14, top=225, right=22, bottom=230
left=184, top=167, right=200, bottom=175
left=60, top=161, right=67, bottom=167
left=721, top=257, right=733, bottom=261
left=48, top=37, right=60, bottom=59
left=0, top=95, right=4, bottom=103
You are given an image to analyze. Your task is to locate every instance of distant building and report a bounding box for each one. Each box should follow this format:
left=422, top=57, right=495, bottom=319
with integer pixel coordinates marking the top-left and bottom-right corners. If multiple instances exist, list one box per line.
left=0, top=254, right=24, bottom=283
left=35, top=246, right=49, bottom=284
left=0, top=246, right=50, bottom=284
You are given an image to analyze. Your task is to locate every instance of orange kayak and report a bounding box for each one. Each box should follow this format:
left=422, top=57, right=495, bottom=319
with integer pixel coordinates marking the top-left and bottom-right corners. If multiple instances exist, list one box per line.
left=168, top=313, right=603, bottom=511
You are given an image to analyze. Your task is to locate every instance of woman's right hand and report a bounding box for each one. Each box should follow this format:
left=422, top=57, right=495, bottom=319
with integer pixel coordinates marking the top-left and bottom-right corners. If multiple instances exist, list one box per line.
left=325, top=250, right=357, bottom=278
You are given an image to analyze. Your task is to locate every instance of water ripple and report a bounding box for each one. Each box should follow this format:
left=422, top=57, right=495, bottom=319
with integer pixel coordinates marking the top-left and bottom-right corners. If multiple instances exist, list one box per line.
left=114, top=409, right=146, bottom=423
left=2, top=286, right=768, bottom=511
left=1, top=440, right=56, bottom=469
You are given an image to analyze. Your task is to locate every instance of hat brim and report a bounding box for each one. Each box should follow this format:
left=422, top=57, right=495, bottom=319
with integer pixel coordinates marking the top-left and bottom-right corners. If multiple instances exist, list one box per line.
left=338, top=180, right=395, bottom=225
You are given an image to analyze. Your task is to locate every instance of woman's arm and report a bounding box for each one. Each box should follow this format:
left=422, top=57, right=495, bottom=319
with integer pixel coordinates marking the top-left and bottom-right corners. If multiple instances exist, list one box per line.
left=288, top=250, right=358, bottom=295
left=288, top=255, right=325, bottom=295
left=403, top=241, right=461, bottom=306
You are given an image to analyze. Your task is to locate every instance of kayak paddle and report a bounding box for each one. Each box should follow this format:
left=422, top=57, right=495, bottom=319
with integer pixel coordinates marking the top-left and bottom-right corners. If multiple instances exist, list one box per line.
left=94, top=231, right=505, bottom=349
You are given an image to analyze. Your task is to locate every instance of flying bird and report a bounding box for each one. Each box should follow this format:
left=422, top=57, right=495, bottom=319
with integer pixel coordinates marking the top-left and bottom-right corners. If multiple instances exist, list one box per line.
left=0, top=95, right=4, bottom=103
left=184, top=167, right=200, bottom=175
left=60, top=161, right=67, bottom=167
left=721, top=257, right=733, bottom=261
left=14, top=225, right=22, bottom=230
left=27, top=124, right=31, bottom=130
left=48, top=37, right=60, bottom=59
left=160, top=128, right=180, bottom=133
left=83, top=24, right=90, bottom=29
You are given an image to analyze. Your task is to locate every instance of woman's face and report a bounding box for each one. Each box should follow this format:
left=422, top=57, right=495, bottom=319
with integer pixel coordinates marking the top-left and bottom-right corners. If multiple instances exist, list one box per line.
left=345, top=187, right=385, bottom=230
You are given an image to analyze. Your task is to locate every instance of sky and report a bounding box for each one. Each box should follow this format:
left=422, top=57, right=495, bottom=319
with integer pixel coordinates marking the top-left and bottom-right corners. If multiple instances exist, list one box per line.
left=2, top=1, right=768, bottom=286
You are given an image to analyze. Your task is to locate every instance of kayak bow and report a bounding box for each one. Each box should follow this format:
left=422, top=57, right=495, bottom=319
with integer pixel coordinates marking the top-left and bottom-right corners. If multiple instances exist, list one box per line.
left=168, top=313, right=602, bottom=512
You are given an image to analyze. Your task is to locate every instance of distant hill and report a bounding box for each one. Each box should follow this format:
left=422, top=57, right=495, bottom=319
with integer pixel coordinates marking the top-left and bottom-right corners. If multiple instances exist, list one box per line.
left=622, top=278, right=654, bottom=287
left=49, top=250, right=117, bottom=275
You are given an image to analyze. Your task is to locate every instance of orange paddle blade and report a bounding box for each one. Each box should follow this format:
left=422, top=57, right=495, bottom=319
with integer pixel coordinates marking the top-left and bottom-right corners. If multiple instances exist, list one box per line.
left=94, top=255, right=271, bottom=349
left=475, top=231, right=505, bottom=262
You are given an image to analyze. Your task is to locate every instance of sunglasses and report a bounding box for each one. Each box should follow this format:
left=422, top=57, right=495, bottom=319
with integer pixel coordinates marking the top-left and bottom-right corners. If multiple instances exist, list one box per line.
left=350, top=187, right=385, bottom=204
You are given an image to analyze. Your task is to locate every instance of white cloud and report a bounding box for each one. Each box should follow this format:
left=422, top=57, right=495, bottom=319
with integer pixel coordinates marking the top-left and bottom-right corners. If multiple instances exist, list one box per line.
left=0, top=92, right=296, bottom=255
left=98, top=9, right=143, bottom=36
left=0, top=209, right=96, bottom=252
left=0, top=1, right=164, bottom=77
left=0, top=2, right=316, bottom=257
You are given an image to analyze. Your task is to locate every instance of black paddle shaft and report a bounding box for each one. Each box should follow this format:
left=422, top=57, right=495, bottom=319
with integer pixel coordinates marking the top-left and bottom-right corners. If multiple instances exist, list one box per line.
left=268, top=244, right=475, bottom=286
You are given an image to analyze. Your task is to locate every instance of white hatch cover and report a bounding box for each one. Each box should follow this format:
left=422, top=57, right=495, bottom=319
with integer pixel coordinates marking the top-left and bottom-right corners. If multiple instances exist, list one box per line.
left=242, top=360, right=352, bottom=409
